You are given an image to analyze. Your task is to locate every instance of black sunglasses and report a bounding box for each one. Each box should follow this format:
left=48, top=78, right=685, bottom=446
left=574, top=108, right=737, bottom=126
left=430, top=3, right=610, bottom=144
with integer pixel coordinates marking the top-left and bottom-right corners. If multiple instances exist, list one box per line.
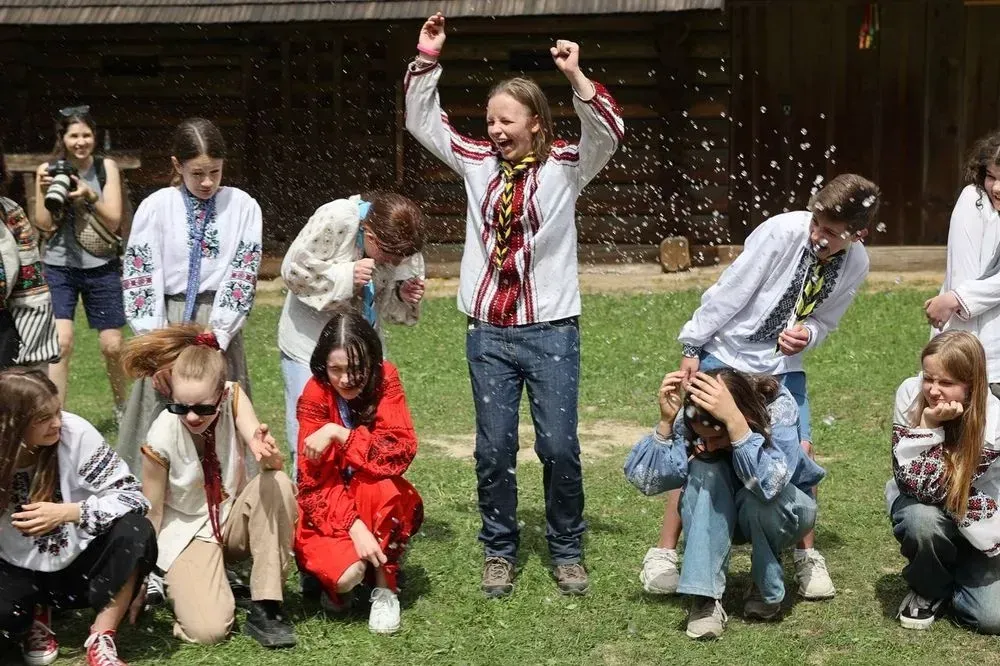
left=59, top=105, right=90, bottom=117
left=165, top=395, right=221, bottom=417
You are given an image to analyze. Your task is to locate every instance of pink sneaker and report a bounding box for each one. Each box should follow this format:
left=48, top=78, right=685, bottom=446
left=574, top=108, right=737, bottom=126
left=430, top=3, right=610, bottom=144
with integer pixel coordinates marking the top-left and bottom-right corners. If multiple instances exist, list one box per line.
left=84, top=630, right=126, bottom=666
left=21, top=606, right=58, bottom=666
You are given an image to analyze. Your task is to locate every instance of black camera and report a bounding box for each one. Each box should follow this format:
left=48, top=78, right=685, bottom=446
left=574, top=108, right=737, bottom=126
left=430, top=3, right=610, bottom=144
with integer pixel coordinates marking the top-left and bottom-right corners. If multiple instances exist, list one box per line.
left=44, top=159, right=78, bottom=214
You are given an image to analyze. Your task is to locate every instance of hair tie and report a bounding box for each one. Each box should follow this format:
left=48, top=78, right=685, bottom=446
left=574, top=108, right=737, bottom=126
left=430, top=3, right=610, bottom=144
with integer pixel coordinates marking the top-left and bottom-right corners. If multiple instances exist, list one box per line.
left=193, top=331, right=220, bottom=350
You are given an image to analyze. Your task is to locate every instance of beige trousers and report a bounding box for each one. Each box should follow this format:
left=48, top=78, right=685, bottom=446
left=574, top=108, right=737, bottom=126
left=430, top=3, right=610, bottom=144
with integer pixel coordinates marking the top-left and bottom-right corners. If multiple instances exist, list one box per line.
left=164, top=470, right=297, bottom=645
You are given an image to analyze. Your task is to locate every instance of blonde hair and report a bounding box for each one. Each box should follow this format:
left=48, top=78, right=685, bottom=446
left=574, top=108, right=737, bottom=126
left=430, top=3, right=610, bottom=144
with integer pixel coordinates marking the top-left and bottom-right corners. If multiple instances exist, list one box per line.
left=488, top=77, right=554, bottom=160
left=120, top=323, right=226, bottom=394
left=0, top=369, right=62, bottom=516
left=911, top=331, right=989, bottom=518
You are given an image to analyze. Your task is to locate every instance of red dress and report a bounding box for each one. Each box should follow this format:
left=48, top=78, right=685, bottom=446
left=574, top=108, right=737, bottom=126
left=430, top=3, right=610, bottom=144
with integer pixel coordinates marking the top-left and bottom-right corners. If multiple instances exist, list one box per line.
left=294, top=361, right=423, bottom=593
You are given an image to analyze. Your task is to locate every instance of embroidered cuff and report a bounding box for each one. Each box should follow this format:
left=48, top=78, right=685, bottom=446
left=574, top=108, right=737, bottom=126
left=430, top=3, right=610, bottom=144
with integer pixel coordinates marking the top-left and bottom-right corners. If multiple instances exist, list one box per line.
left=730, top=431, right=757, bottom=449
left=651, top=426, right=672, bottom=444
left=408, top=59, right=439, bottom=75
left=681, top=344, right=702, bottom=359
left=953, top=290, right=973, bottom=321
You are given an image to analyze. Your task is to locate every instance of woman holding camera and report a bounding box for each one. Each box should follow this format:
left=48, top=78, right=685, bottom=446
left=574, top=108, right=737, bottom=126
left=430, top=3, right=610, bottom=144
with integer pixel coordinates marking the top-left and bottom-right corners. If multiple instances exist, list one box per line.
left=33, top=106, right=127, bottom=418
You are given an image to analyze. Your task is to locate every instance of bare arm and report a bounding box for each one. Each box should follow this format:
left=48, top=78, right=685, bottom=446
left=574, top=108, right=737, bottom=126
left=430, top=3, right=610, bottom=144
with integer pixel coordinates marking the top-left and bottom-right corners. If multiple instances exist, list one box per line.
left=33, top=163, right=55, bottom=234
left=234, top=387, right=284, bottom=470
left=140, top=454, right=167, bottom=535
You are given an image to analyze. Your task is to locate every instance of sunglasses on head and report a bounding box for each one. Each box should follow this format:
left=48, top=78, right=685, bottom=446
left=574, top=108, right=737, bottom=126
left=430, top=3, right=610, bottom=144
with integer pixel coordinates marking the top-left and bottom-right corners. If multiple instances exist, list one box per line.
left=165, top=396, right=221, bottom=417
left=59, top=105, right=90, bottom=118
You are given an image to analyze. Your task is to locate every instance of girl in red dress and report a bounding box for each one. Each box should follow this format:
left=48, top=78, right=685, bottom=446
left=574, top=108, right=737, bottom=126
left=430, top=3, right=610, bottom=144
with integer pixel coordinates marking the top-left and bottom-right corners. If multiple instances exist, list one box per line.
left=294, top=307, right=422, bottom=634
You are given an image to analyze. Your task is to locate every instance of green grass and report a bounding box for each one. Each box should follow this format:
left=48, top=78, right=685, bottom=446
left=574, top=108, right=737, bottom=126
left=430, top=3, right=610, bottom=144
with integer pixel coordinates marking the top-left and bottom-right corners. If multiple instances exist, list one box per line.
left=14, top=287, right=1000, bottom=665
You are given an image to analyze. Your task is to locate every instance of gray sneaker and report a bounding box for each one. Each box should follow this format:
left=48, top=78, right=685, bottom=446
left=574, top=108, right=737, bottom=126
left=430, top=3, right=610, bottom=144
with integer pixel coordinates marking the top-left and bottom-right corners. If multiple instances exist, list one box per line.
left=482, top=557, right=515, bottom=598
left=744, top=586, right=782, bottom=620
left=553, top=563, right=590, bottom=595
left=686, top=596, right=728, bottom=640
left=640, top=547, right=679, bottom=595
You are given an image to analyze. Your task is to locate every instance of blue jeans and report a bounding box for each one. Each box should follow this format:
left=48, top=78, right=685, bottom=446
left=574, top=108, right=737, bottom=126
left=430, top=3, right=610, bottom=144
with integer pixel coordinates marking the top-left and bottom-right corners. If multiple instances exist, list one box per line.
left=891, top=495, right=1000, bottom=633
left=467, top=317, right=585, bottom=565
left=280, top=352, right=314, bottom=478
left=700, top=353, right=812, bottom=444
left=676, top=459, right=816, bottom=603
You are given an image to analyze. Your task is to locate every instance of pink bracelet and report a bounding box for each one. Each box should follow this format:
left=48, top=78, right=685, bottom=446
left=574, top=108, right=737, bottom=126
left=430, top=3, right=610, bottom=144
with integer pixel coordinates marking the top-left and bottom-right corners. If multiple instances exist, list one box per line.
left=417, top=44, right=440, bottom=57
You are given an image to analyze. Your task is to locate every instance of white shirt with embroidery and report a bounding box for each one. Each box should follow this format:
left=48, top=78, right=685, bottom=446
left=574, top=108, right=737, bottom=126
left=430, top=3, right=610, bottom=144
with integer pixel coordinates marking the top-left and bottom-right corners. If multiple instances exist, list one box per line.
left=677, top=211, right=869, bottom=375
left=0, top=412, right=149, bottom=572
left=121, top=186, right=263, bottom=351
left=278, top=195, right=424, bottom=364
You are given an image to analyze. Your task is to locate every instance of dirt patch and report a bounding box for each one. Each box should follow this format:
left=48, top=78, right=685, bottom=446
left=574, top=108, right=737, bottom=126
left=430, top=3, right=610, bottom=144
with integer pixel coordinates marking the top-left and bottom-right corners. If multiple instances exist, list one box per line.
left=424, top=419, right=649, bottom=462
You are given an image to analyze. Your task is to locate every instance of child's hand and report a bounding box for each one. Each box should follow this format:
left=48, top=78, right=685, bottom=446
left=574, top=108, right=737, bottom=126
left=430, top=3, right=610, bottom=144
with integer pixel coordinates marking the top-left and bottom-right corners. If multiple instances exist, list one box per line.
left=920, top=401, right=964, bottom=429
left=349, top=520, right=387, bottom=568
left=777, top=325, right=810, bottom=356
left=679, top=356, right=700, bottom=382
left=657, top=371, right=685, bottom=426
left=250, top=423, right=282, bottom=469
left=924, top=292, right=961, bottom=330
left=12, top=502, right=79, bottom=536
left=354, top=258, right=375, bottom=288
left=550, top=39, right=580, bottom=74
left=687, top=373, right=741, bottom=427
left=399, top=277, right=425, bottom=304
left=419, top=12, right=446, bottom=55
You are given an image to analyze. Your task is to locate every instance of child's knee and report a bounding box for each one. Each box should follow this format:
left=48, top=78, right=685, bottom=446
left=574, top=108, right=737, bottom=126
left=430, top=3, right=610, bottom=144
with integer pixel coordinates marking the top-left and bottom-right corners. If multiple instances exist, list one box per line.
left=336, top=561, right=367, bottom=593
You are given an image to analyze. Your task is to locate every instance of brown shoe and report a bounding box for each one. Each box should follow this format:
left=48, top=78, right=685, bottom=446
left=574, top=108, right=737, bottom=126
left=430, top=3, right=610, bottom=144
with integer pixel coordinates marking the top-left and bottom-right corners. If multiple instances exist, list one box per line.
left=482, top=557, right=515, bottom=598
left=553, top=563, right=590, bottom=595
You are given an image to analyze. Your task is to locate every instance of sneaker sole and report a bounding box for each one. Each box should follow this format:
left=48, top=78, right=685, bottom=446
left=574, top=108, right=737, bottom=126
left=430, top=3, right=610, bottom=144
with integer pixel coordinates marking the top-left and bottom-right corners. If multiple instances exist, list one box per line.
left=799, top=589, right=837, bottom=601
left=640, top=572, right=678, bottom=595
left=22, top=651, right=59, bottom=666
left=744, top=608, right=782, bottom=621
left=243, top=623, right=297, bottom=649
left=685, top=628, right=723, bottom=640
left=369, top=622, right=401, bottom=634
left=482, top=585, right=514, bottom=598
left=899, top=615, right=936, bottom=630
left=557, top=585, right=589, bottom=596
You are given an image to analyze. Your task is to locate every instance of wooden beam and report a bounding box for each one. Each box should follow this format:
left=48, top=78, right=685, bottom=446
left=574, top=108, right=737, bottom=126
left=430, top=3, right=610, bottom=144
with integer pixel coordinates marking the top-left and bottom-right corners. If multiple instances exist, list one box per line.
left=6, top=152, right=142, bottom=172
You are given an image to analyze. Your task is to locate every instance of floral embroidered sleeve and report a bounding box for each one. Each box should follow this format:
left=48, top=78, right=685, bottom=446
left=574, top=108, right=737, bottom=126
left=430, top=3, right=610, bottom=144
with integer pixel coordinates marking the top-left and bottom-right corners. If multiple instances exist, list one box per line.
left=72, top=417, right=150, bottom=536
left=731, top=427, right=793, bottom=502
left=211, top=197, right=262, bottom=351
left=122, top=197, right=165, bottom=334
left=342, top=363, right=418, bottom=478
left=295, top=378, right=359, bottom=535
left=572, top=81, right=625, bottom=190
left=280, top=199, right=359, bottom=311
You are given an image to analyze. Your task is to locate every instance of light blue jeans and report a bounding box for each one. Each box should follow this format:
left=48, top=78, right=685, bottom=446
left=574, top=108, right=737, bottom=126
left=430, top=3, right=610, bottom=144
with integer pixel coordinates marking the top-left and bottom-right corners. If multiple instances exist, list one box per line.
left=280, top=352, right=314, bottom=478
left=676, top=459, right=817, bottom=603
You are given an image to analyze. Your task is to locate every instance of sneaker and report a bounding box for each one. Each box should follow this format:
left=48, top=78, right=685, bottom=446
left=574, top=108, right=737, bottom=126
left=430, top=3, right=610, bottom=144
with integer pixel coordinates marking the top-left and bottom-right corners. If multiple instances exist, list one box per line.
left=227, top=568, right=251, bottom=599
left=482, top=557, right=515, bottom=598
left=145, top=572, right=166, bottom=608
left=743, top=586, right=782, bottom=621
left=640, top=547, right=679, bottom=595
left=794, top=549, right=836, bottom=600
left=84, top=631, right=124, bottom=666
left=368, top=587, right=401, bottom=634
left=553, top=563, right=590, bottom=595
left=22, top=606, right=58, bottom=666
left=320, top=590, right=352, bottom=614
left=898, top=589, right=944, bottom=630
left=685, top=596, right=728, bottom=640
left=243, top=600, right=297, bottom=648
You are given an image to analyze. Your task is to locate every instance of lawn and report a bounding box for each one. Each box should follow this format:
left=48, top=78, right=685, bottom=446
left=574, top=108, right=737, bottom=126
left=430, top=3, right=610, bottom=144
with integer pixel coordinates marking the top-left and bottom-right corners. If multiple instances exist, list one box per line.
left=14, top=285, right=1000, bottom=666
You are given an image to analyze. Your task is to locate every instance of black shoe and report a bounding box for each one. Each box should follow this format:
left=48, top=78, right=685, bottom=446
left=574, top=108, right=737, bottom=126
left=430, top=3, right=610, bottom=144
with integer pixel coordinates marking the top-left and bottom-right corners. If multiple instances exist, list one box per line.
left=244, top=601, right=296, bottom=648
left=227, top=568, right=251, bottom=599
left=300, top=571, right=322, bottom=602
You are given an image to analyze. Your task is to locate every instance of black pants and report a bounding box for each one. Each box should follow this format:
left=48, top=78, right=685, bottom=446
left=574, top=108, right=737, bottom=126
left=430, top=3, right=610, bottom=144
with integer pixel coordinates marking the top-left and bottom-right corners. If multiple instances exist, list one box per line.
left=0, top=513, right=157, bottom=639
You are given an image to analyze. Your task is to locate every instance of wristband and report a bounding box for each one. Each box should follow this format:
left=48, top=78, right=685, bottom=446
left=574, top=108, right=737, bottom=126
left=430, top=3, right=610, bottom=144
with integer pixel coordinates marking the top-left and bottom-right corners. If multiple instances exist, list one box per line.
left=417, top=44, right=441, bottom=57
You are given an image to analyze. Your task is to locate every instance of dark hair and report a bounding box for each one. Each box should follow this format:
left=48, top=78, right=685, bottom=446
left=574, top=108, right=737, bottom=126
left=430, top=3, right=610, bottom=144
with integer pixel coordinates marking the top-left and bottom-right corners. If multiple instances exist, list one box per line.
left=309, top=305, right=384, bottom=426
left=963, top=130, right=1000, bottom=211
left=807, top=173, right=881, bottom=233
left=171, top=118, right=227, bottom=164
left=364, top=191, right=425, bottom=257
left=50, top=108, right=98, bottom=162
left=683, top=369, right=778, bottom=448
left=0, top=369, right=61, bottom=517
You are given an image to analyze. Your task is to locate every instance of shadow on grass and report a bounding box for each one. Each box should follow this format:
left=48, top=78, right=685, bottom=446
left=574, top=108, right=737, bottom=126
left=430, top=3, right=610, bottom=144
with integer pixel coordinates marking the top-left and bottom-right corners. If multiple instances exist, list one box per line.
left=516, top=507, right=624, bottom=568
left=418, top=517, right=456, bottom=542
left=875, top=572, right=908, bottom=620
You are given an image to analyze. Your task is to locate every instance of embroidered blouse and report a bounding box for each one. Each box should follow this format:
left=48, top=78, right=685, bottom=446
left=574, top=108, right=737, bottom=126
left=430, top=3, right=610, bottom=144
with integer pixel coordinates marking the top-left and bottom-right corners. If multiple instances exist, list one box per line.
left=278, top=195, right=424, bottom=364
left=121, top=186, right=263, bottom=351
left=141, top=382, right=259, bottom=572
left=677, top=211, right=869, bottom=375
left=0, top=412, right=149, bottom=572
left=404, top=62, right=624, bottom=326
left=295, top=361, right=418, bottom=536
left=887, top=375, right=1000, bottom=556
left=628, top=385, right=826, bottom=502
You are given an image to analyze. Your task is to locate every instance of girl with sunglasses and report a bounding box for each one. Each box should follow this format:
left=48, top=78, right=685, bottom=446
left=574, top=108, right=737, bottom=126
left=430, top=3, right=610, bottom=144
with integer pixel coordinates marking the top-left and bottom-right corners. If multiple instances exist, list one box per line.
left=120, top=324, right=297, bottom=649
left=295, top=307, right=423, bottom=634
left=625, top=368, right=825, bottom=640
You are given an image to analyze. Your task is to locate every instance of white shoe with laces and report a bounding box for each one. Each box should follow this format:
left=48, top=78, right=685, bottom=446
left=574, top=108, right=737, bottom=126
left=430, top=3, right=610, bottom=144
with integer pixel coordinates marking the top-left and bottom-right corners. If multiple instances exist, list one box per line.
left=368, top=587, right=401, bottom=634
left=21, top=606, right=58, bottom=666
left=640, top=547, right=679, bottom=595
left=794, top=549, right=836, bottom=600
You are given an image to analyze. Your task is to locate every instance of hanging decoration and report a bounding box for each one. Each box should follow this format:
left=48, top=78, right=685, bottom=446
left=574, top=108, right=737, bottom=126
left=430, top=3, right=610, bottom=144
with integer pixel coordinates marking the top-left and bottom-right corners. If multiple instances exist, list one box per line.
left=859, top=2, right=880, bottom=50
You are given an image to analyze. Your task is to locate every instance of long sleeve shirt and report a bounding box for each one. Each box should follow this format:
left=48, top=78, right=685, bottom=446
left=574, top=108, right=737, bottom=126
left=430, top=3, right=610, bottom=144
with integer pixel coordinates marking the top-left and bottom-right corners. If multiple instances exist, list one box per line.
left=886, top=376, right=1000, bottom=556
left=677, top=211, right=869, bottom=375
left=0, top=412, right=149, bottom=572
left=935, top=185, right=1000, bottom=382
left=404, top=62, right=624, bottom=325
left=278, top=195, right=424, bottom=364
left=295, top=361, right=418, bottom=537
left=121, top=186, right=263, bottom=351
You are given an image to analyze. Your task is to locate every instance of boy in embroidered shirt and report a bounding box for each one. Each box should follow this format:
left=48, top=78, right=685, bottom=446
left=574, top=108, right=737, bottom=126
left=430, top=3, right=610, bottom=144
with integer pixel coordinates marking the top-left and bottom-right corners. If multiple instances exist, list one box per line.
left=639, top=173, right=879, bottom=603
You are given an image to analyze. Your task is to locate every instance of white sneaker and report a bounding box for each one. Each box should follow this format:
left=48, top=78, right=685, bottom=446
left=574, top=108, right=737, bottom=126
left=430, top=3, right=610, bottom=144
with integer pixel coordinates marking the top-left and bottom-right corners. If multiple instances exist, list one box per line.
left=368, top=587, right=401, bottom=634
left=898, top=590, right=944, bottom=630
left=639, top=547, right=679, bottom=595
left=794, top=549, right=836, bottom=600
left=146, top=571, right=166, bottom=607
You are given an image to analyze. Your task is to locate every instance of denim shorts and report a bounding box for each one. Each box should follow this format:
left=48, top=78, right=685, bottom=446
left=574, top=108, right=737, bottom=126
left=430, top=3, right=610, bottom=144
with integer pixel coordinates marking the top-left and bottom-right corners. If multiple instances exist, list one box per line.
left=43, top=260, right=127, bottom=330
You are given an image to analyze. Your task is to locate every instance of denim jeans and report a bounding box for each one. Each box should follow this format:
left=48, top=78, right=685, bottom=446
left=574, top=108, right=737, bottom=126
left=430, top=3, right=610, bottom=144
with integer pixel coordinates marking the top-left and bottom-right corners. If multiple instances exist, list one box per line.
left=280, top=352, right=314, bottom=478
left=891, top=494, right=1000, bottom=633
left=699, top=353, right=813, bottom=444
left=676, top=459, right=816, bottom=603
left=467, top=317, right=585, bottom=565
